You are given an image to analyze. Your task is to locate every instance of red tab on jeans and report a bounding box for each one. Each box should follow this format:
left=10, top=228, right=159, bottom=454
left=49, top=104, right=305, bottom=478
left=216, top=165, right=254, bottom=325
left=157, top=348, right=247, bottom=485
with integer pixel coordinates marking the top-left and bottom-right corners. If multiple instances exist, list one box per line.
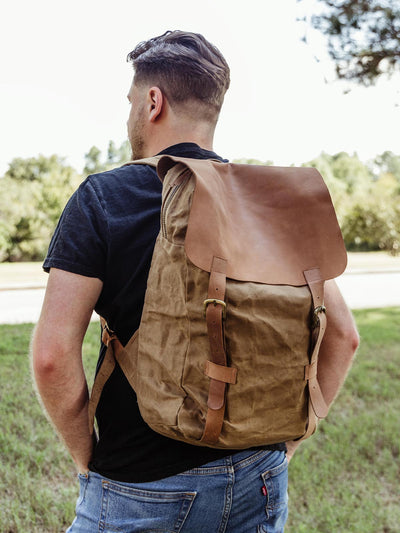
left=261, top=485, right=267, bottom=496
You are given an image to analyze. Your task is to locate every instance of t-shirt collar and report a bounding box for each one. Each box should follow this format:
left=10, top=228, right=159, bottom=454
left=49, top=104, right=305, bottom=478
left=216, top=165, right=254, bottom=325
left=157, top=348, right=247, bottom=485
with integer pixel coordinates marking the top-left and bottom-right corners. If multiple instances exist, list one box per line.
left=157, top=142, right=227, bottom=162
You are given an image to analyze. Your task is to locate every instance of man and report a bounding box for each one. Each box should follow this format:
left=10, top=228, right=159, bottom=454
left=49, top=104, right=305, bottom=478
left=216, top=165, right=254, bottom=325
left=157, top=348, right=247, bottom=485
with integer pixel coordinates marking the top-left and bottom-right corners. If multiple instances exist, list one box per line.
left=32, top=31, right=359, bottom=532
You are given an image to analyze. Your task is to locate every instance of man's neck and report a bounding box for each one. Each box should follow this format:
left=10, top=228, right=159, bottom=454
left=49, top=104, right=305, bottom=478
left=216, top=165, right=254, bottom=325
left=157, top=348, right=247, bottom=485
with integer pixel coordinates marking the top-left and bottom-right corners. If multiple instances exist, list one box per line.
left=144, top=122, right=215, bottom=158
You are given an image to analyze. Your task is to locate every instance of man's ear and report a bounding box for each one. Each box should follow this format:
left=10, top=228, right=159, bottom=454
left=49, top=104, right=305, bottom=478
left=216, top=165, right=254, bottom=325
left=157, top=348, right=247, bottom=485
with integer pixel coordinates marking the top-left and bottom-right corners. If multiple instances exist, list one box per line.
left=147, top=87, right=164, bottom=122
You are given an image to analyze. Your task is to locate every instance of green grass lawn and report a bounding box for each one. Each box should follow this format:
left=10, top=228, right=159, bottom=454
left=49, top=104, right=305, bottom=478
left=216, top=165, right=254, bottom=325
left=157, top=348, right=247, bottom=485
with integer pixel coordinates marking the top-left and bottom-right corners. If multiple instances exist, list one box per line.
left=0, top=309, right=399, bottom=532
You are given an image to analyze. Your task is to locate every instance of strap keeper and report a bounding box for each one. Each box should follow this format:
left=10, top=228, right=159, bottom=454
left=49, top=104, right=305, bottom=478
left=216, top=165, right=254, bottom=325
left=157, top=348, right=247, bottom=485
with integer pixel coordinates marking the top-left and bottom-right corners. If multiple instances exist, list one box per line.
left=205, top=360, right=237, bottom=384
left=304, top=361, right=317, bottom=381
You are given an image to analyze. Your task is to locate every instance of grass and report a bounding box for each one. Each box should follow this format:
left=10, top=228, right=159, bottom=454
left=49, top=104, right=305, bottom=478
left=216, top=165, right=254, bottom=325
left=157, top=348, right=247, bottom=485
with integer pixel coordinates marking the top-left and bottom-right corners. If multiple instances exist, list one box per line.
left=0, top=308, right=399, bottom=532
left=286, top=307, right=400, bottom=533
left=0, top=323, right=100, bottom=533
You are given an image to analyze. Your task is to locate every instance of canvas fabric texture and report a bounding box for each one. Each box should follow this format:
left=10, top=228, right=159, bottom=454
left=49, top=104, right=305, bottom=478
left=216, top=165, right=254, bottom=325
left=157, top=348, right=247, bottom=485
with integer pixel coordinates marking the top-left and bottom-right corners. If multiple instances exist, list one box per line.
left=90, top=155, right=347, bottom=449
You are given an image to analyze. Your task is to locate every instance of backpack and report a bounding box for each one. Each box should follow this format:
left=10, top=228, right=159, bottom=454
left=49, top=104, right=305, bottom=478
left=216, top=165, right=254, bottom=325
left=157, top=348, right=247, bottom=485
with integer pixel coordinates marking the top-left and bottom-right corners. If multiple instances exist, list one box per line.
left=88, top=155, right=347, bottom=448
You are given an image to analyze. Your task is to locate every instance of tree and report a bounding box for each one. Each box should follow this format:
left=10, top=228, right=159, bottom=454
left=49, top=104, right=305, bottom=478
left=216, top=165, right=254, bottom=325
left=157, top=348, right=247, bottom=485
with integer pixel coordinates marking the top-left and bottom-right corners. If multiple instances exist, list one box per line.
left=5, top=154, right=69, bottom=182
left=0, top=140, right=133, bottom=262
left=83, top=145, right=104, bottom=175
left=302, top=153, right=347, bottom=215
left=117, top=140, right=132, bottom=163
left=84, top=140, right=132, bottom=175
left=341, top=200, right=400, bottom=254
left=374, top=151, right=400, bottom=182
left=302, top=150, right=400, bottom=254
left=232, top=158, right=274, bottom=166
left=304, top=151, right=371, bottom=196
left=306, top=0, right=400, bottom=85
left=329, top=151, right=373, bottom=193
left=106, top=140, right=119, bottom=166
left=0, top=155, right=81, bottom=261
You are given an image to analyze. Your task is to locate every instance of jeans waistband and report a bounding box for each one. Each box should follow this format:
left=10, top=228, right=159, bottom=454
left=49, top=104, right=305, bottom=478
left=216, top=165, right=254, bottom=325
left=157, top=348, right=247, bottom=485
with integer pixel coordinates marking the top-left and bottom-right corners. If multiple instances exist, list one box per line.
left=178, top=448, right=283, bottom=476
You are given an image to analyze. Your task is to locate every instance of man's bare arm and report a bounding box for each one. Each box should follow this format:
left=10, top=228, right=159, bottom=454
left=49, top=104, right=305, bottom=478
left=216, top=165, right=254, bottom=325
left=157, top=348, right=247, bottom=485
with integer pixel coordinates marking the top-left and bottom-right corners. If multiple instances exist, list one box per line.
left=31, top=268, right=103, bottom=473
left=286, top=279, right=360, bottom=461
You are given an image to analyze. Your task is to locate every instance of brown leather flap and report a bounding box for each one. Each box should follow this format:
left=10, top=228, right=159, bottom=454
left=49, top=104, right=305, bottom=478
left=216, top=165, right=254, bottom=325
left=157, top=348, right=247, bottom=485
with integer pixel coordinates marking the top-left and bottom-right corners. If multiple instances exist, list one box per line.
left=157, top=156, right=347, bottom=285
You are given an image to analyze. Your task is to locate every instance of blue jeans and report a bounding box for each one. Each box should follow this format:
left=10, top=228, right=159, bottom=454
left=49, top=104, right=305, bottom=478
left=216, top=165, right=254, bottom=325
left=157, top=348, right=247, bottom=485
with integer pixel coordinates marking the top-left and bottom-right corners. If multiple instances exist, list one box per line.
left=67, top=449, right=288, bottom=533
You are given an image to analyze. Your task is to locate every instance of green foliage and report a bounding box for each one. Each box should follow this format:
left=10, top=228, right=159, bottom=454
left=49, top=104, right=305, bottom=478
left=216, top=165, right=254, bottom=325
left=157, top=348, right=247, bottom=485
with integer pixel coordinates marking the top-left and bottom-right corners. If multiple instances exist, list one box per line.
left=0, top=141, right=132, bottom=263
left=302, top=153, right=348, bottom=215
left=286, top=307, right=400, bottom=533
left=84, top=140, right=131, bottom=175
left=107, top=139, right=131, bottom=166
left=308, top=0, right=400, bottom=85
left=1, top=145, right=400, bottom=261
left=83, top=145, right=103, bottom=175
left=341, top=200, right=400, bottom=254
left=6, top=155, right=64, bottom=182
left=0, top=155, right=82, bottom=262
left=303, top=151, right=400, bottom=255
left=374, top=151, right=400, bottom=183
left=0, top=322, right=100, bottom=532
left=329, top=151, right=373, bottom=193
left=232, top=157, right=274, bottom=166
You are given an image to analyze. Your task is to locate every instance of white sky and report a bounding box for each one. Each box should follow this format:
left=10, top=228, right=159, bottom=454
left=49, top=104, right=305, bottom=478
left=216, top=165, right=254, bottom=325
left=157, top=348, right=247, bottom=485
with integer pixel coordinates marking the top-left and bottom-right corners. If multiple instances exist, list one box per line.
left=0, top=0, right=399, bottom=175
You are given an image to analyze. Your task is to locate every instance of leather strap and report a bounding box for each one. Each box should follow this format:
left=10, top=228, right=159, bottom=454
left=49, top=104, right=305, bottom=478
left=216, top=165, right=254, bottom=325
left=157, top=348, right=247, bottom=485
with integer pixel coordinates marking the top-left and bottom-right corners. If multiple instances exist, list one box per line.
left=300, top=268, right=329, bottom=440
left=114, top=330, right=139, bottom=390
left=201, top=257, right=230, bottom=445
left=205, top=360, right=237, bottom=384
left=201, top=405, right=226, bottom=444
left=123, top=156, right=161, bottom=169
left=87, top=318, right=125, bottom=435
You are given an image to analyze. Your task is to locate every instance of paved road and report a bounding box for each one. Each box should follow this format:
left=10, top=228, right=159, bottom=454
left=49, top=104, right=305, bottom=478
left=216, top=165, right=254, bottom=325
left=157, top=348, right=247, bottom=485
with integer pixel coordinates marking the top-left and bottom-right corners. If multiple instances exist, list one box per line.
left=336, top=271, right=400, bottom=310
left=0, top=287, right=100, bottom=325
left=1, top=271, right=399, bottom=324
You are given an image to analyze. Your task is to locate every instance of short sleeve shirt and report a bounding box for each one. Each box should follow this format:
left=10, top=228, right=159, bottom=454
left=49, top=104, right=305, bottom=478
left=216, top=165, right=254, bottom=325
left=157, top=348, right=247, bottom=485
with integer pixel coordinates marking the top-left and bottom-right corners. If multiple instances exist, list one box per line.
left=44, top=142, right=284, bottom=482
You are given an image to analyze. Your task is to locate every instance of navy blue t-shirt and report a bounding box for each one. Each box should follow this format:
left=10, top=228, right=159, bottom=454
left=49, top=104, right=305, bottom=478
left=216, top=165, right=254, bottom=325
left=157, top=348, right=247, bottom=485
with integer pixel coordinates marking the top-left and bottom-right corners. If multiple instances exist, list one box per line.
left=44, top=142, right=284, bottom=482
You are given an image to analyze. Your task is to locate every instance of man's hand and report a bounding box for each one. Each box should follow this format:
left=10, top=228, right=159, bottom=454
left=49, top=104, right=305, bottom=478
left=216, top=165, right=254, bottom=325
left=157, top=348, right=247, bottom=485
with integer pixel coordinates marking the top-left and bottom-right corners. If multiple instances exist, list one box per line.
left=285, top=279, right=359, bottom=461
left=31, top=268, right=103, bottom=472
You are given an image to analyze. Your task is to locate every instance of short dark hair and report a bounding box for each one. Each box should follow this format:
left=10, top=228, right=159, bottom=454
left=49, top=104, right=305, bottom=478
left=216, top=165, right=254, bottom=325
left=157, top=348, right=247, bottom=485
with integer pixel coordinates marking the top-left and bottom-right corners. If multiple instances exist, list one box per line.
left=127, top=31, right=230, bottom=118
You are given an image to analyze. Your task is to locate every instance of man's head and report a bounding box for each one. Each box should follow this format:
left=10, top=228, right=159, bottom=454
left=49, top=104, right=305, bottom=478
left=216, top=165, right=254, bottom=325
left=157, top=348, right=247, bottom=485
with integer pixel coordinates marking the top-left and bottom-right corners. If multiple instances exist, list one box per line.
left=126, top=30, right=230, bottom=159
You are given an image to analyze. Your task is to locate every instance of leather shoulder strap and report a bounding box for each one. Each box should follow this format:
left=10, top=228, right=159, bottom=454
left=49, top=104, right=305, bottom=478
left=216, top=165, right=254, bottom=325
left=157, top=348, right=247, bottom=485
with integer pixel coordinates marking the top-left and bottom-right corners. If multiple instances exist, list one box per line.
left=123, top=156, right=162, bottom=168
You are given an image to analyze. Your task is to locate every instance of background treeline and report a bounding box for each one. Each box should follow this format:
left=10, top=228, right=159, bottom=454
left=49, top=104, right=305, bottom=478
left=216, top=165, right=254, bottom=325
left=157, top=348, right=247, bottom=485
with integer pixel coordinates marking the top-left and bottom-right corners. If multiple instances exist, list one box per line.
left=0, top=142, right=399, bottom=262
left=0, top=141, right=131, bottom=262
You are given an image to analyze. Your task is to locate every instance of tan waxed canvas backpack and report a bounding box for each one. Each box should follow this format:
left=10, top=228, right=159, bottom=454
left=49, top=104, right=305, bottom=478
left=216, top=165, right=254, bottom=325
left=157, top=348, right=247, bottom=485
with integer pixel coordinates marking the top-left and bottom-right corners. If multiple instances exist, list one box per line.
left=88, top=155, right=347, bottom=448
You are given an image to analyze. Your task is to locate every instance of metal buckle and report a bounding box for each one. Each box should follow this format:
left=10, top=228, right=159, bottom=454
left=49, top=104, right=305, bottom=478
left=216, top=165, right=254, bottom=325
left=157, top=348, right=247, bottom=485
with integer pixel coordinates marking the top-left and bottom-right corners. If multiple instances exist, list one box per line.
left=312, top=305, right=326, bottom=328
left=203, top=298, right=227, bottom=320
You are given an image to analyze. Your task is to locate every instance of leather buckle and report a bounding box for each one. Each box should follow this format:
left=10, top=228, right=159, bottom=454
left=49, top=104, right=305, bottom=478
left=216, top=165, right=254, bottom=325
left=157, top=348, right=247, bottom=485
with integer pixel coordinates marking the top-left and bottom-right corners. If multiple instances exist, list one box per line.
left=203, top=299, right=227, bottom=320
left=312, top=305, right=326, bottom=328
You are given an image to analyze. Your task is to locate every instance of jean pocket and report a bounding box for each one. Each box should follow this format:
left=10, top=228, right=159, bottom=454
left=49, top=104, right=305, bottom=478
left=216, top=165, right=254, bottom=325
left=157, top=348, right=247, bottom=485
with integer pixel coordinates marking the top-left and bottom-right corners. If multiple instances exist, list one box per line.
left=101, top=480, right=196, bottom=533
left=261, top=456, right=289, bottom=515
